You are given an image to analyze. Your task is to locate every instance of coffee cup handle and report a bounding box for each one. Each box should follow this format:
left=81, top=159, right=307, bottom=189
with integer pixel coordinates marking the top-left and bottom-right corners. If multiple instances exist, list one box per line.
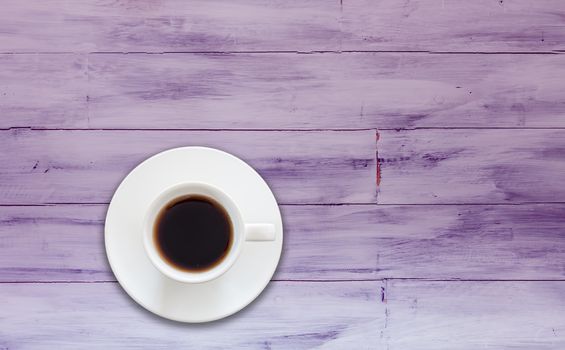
left=245, top=223, right=276, bottom=241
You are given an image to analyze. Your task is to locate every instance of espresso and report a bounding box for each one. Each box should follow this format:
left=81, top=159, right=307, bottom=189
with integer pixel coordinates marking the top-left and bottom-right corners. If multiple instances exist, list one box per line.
left=154, top=195, right=232, bottom=271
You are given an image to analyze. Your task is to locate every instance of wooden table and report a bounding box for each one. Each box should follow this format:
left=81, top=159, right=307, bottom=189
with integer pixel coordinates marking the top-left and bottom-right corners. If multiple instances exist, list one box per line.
left=1, top=1, right=565, bottom=348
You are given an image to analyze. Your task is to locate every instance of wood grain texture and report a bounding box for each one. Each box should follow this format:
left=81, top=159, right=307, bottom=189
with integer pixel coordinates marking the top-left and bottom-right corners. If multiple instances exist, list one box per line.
left=341, top=0, right=565, bottom=52
left=378, top=129, right=565, bottom=204
left=385, top=281, right=565, bottom=349
left=0, top=129, right=376, bottom=205
left=3, top=53, right=565, bottom=129
left=2, top=203, right=564, bottom=282
left=2, top=0, right=565, bottom=346
left=0, top=54, right=87, bottom=128
left=0, top=281, right=384, bottom=349
left=1, top=281, right=563, bottom=349
left=0, top=0, right=341, bottom=53
left=1, top=1, right=564, bottom=53
left=87, top=53, right=565, bottom=129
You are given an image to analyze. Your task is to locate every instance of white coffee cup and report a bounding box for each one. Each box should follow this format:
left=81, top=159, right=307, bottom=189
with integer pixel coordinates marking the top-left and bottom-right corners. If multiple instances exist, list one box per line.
left=143, top=182, right=275, bottom=283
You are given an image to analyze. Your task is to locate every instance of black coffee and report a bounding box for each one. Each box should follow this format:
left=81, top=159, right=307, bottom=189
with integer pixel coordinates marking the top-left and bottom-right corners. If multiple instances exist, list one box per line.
left=154, top=195, right=232, bottom=271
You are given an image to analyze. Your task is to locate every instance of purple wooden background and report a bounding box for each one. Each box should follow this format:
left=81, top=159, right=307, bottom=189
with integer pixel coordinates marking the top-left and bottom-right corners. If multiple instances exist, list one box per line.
left=1, top=1, right=565, bottom=348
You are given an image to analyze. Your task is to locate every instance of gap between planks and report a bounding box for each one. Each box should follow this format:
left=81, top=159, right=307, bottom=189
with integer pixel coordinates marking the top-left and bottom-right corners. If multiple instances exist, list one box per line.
left=3, top=279, right=565, bottom=284
left=7, top=127, right=565, bottom=131
left=3, top=202, right=565, bottom=207
left=0, top=51, right=564, bottom=55
left=0, top=127, right=377, bottom=132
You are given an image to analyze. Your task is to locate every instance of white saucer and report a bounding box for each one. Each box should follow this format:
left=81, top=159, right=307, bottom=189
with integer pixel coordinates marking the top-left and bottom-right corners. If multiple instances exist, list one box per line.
left=104, top=147, right=283, bottom=322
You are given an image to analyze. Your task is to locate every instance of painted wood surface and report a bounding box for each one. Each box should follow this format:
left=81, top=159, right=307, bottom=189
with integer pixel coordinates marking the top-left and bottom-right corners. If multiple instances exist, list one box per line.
left=2, top=1, right=565, bottom=348
left=4, top=128, right=565, bottom=206
left=1, top=1, right=564, bottom=53
left=2, top=203, right=565, bottom=282
left=0, top=281, right=385, bottom=349
left=385, top=281, right=565, bottom=349
left=378, top=129, right=565, bottom=204
left=86, top=53, right=565, bottom=129
left=0, top=0, right=342, bottom=53
left=1, top=281, right=563, bottom=349
left=0, top=129, right=376, bottom=205
left=341, top=0, right=565, bottom=53
left=3, top=53, right=565, bottom=129
left=0, top=54, right=87, bottom=128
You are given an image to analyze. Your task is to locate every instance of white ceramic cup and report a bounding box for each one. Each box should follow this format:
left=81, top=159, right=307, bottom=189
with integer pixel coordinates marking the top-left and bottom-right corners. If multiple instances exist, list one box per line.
left=143, top=182, right=275, bottom=283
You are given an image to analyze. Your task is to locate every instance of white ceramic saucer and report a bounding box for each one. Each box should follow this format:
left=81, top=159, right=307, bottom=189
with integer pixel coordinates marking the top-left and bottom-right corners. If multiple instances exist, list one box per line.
left=105, top=147, right=283, bottom=322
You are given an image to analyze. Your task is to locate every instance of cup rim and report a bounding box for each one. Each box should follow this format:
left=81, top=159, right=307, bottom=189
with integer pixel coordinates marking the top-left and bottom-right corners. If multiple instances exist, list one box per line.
left=143, top=182, right=244, bottom=283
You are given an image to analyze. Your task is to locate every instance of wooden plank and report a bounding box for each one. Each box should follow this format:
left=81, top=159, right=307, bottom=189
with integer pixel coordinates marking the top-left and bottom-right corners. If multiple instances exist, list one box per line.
left=369, top=204, right=565, bottom=280
left=0, top=205, right=111, bottom=282
left=87, top=53, right=565, bottom=129
left=378, top=129, right=565, bottom=204
left=2, top=203, right=564, bottom=282
left=1, top=1, right=564, bottom=53
left=0, top=0, right=341, bottom=53
left=245, top=203, right=565, bottom=281
left=0, top=129, right=376, bottom=205
left=0, top=281, right=384, bottom=349
left=3, top=53, right=565, bottom=129
left=385, top=281, right=565, bottom=349
left=0, top=54, right=87, bottom=128
left=341, top=0, right=565, bottom=52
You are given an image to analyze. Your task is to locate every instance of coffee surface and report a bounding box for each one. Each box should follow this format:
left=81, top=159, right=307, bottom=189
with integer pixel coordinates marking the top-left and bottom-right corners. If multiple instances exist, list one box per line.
left=154, top=195, right=232, bottom=271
